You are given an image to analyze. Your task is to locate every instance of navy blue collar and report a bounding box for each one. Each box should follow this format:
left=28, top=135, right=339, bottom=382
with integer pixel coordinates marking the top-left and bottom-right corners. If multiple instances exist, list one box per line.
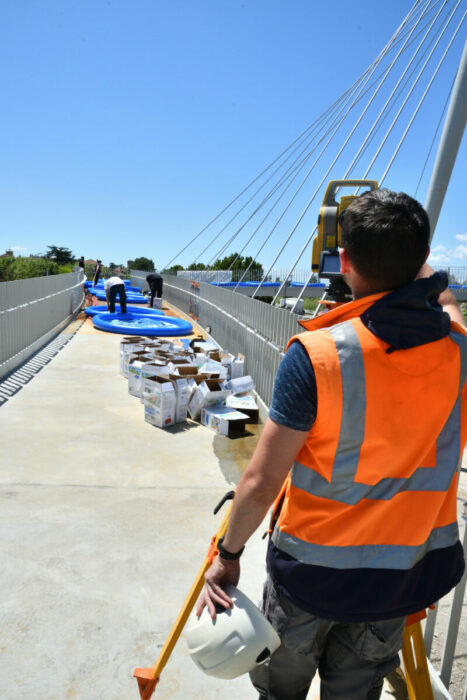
left=361, top=272, right=451, bottom=351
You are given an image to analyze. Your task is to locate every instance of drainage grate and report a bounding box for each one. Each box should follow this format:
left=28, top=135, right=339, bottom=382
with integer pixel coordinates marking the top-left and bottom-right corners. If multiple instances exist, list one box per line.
left=0, top=323, right=84, bottom=406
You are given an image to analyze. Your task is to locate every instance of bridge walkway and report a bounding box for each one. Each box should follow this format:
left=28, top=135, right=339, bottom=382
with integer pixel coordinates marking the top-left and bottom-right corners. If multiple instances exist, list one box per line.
left=0, top=306, right=463, bottom=698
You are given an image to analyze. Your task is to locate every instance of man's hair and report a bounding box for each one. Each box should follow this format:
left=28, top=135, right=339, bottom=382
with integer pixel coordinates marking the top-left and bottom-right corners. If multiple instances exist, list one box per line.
left=340, top=188, right=430, bottom=291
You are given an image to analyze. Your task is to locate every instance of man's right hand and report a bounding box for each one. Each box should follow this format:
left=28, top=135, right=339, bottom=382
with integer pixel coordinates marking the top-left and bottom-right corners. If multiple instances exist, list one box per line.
left=196, top=556, right=240, bottom=619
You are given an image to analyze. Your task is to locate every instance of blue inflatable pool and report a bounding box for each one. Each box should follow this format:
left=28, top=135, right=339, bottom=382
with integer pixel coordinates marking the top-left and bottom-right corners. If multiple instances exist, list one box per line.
left=92, top=291, right=148, bottom=303
left=88, top=285, right=142, bottom=295
left=92, top=313, right=193, bottom=336
left=85, top=305, right=165, bottom=317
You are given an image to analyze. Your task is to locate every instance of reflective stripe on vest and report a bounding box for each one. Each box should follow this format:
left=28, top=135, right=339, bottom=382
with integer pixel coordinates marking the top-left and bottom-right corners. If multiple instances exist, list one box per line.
left=272, top=319, right=467, bottom=571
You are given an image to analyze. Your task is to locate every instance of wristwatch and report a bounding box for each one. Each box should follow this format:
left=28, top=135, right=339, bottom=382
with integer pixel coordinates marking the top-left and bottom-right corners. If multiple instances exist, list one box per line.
left=217, top=537, right=245, bottom=560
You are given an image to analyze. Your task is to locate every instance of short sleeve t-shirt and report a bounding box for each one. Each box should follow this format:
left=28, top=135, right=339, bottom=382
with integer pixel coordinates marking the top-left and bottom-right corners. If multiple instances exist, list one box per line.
left=269, top=340, right=317, bottom=431
left=104, top=277, right=124, bottom=290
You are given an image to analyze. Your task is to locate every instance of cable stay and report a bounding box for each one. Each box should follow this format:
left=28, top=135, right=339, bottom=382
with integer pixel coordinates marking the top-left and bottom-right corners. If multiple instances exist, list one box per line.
left=284, top=0, right=451, bottom=311
left=380, top=9, right=465, bottom=185
left=288, top=3, right=465, bottom=312
left=222, top=4, right=444, bottom=281
left=189, top=48, right=399, bottom=271
left=160, top=71, right=372, bottom=271
left=224, top=3, right=433, bottom=289
left=344, top=0, right=452, bottom=182
left=160, top=0, right=464, bottom=320
left=160, top=0, right=427, bottom=271
left=184, top=88, right=363, bottom=269
left=414, top=74, right=455, bottom=198
left=207, top=67, right=386, bottom=274
left=258, top=0, right=435, bottom=304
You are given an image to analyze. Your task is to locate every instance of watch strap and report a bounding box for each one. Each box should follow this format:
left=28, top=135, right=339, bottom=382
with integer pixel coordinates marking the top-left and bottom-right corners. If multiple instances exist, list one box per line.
left=217, top=537, right=244, bottom=560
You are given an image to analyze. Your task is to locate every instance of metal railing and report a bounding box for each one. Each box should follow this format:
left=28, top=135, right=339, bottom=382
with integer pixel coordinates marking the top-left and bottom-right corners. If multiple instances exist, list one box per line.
left=131, top=267, right=467, bottom=698
left=162, top=267, right=467, bottom=286
left=424, top=503, right=467, bottom=700
left=0, top=270, right=85, bottom=380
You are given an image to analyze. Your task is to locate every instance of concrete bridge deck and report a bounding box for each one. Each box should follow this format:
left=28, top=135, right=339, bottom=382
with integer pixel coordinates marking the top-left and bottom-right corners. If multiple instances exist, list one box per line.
left=0, top=305, right=465, bottom=699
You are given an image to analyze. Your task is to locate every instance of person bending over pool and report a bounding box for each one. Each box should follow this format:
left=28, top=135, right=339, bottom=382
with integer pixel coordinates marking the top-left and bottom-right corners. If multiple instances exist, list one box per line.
left=105, top=276, right=127, bottom=314
left=146, top=272, right=163, bottom=307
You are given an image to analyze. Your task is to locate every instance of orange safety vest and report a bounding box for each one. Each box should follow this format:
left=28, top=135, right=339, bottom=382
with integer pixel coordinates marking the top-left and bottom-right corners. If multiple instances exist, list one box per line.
left=271, top=294, right=467, bottom=572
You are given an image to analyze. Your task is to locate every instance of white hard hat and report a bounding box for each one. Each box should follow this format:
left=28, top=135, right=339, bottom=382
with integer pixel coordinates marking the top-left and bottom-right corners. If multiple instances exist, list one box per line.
left=185, top=585, right=281, bottom=680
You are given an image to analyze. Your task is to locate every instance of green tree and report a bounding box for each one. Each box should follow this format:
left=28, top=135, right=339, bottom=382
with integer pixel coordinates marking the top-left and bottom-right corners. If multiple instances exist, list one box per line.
left=0, top=256, right=73, bottom=281
left=187, top=262, right=207, bottom=271
left=161, top=264, right=185, bottom=274
left=212, top=253, right=263, bottom=278
left=44, top=245, right=75, bottom=265
left=128, top=256, right=155, bottom=271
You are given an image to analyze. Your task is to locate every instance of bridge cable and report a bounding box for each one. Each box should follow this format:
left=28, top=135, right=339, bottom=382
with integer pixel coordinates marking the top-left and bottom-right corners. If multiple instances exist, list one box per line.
left=160, top=71, right=377, bottom=271
left=288, top=2, right=464, bottom=311
left=204, top=71, right=382, bottom=272
left=224, top=5, right=453, bottom=282
left=225, top=2, right=430, bottom=294
left=414, top=75, right=454, bottom=197
left=342, top=0, right=451, bottom=183
left=287, top=0, right=451, bottom=310
left=378, top=6, right=464, bottom=184
left=161, top=0, right=425, bottom=271
left=208, top=1, right=434, bottom=275
left=262, top=0, right=435, bottom=304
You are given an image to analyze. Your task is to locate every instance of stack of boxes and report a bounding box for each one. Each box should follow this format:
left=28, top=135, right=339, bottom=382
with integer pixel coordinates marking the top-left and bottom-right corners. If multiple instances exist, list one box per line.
left=120, top=336, right=259, bottom=436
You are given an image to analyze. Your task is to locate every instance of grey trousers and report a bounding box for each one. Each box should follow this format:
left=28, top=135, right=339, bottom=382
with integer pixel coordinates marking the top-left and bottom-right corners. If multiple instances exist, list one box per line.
left=250, top=576, right=406, bottom=700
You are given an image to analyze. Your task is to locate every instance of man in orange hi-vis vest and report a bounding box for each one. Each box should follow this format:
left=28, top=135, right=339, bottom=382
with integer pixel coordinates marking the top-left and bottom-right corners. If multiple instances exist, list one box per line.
left=196, top=189, right=466, bottom=700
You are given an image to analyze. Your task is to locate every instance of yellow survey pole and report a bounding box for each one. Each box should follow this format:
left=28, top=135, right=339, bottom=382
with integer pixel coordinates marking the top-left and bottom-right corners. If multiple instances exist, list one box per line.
left=133, top=492, right=234, bottom=700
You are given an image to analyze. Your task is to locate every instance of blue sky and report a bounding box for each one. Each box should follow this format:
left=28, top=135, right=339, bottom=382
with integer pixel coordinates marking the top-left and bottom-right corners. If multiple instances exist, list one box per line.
left=0, top=0, right=465, bottom=272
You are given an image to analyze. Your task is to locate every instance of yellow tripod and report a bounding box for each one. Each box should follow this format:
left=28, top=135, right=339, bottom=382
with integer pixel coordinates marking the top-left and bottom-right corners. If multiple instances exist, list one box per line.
left=133, top=491, right=235, bottom=700
left=133, top=488, right=434, bottom=700
left=401, top=610, right=434, bottom=699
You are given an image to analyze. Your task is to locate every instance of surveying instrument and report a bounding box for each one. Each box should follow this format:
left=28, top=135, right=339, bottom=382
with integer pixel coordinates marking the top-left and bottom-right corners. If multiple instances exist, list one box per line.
left=312, top=179, right=378, bottom=306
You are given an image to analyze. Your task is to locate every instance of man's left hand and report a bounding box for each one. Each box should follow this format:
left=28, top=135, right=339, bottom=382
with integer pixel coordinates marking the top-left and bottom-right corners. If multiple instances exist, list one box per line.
left=196, top=556, right=240, bottom=619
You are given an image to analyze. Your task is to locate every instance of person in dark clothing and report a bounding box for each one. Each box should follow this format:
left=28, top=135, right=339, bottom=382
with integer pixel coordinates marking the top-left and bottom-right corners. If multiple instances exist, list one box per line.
left=146, top=272, right=163, bottom=307
left=93, top=260, right=102, bottom=287
left=105, top=276, right=127, bottom=313
left=78, top=256, right=85, bottom=270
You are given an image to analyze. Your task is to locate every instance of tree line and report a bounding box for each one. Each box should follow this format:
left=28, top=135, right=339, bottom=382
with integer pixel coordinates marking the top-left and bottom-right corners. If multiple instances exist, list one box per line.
left=128, top=253, right=264, bottom=278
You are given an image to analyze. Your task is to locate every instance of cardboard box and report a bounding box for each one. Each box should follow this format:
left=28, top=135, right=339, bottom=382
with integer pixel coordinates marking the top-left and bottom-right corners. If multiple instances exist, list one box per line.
left=171, top=365, right=199, bottom=377
left=201, top=406, right=249, bottom=437
left=155, top=341, right=173, bottom=352
left=230, top=354, right=245, bottom=379
left=223, top=375, right=255, bottom=395
left=139, top=361, right=169, bottom=402
left=119, top=339, right=146, bottom=375
left=143, top=376, right=176, bottom=428
left=191, top=352, right=209, bottom=368
left=190, top=339, right=220, bottom=353
left=128, top=358, right=146, bottom=398
left=168, top=358, right=192, bottom=370
left=225, top=394, right=259, bottom=423
left=169, top=374, right=190, bottom=422
left=123, top=350, right=153, bottom=379
left=188, top=379, right=230, bottom=420
left=199, top=360, right=228, bottom=379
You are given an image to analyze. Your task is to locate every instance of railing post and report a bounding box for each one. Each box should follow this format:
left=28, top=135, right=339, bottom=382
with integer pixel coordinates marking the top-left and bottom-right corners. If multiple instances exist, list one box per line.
left=439, top=502, right=467, bottom=689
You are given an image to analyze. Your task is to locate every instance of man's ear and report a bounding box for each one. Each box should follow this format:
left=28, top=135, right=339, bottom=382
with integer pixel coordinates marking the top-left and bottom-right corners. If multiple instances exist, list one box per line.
left=339, top=247, right=352, bottom=275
